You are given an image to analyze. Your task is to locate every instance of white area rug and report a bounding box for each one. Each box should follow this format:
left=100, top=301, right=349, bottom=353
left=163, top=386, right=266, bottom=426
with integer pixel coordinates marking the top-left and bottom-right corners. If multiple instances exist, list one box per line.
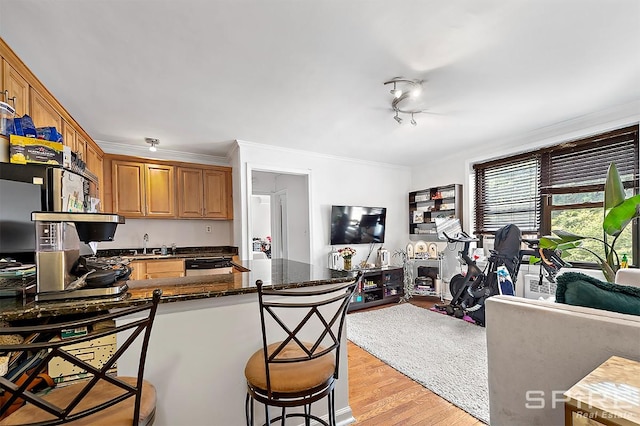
left=347, top=303, right=489, bottom=424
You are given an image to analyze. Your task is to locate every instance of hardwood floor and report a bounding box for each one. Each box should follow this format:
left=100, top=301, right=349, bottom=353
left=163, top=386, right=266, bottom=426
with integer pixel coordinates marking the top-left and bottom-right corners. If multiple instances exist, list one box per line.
left=347, top=297, right=486, bottom=426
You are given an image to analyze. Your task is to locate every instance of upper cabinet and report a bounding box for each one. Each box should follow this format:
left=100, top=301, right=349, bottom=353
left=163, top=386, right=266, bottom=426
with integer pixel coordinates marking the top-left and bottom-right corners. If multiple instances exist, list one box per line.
left=108, top=156, right=232, bottom=220
left=1, top=38, right=106, bottom=198
left=1, top=60, right=29, bottom=116
left=177, top=167, right=233, bottom=219
left=145, top=163, right=176, bottom=217
left=111, top=159, right=176, bottom=218
left=30, top=88, right=62, bottom=130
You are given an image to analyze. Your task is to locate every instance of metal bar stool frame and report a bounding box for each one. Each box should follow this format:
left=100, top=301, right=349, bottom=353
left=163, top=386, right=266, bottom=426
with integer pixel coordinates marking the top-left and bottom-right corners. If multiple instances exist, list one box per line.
left=245, top=274, right=360, bottom=426
left=0, top=289, right=162, bottom=425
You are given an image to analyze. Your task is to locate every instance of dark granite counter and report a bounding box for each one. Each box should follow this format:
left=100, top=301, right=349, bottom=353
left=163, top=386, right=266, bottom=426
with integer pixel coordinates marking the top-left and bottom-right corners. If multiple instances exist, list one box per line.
left=0, top=259, right=355, bottom=322
left=96, top=245, right=238, bottom=260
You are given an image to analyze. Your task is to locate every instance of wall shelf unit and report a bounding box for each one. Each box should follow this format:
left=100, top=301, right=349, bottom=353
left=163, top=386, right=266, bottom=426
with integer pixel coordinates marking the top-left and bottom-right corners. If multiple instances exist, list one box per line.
left=348, top=266, right=403, bottom=311
left=409, top=184, right=463, bottom=239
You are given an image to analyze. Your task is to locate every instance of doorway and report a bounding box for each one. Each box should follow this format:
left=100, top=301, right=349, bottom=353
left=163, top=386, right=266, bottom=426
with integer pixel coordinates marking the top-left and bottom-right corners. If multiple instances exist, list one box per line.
left=249, top=169, right=310, bottom=263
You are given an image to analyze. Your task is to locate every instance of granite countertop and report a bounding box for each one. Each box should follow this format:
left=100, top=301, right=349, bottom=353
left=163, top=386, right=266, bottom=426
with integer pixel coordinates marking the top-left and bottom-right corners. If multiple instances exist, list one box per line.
left=96, top=245, right=239, bottom=260
left=0, top=259, right=355, bottom=322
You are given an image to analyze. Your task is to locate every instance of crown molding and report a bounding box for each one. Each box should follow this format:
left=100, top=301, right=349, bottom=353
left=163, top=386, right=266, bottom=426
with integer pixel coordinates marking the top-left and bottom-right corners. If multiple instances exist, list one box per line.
left=235, top=140, right=410, bottom=171
left=95, top=140, right=230, bottom=166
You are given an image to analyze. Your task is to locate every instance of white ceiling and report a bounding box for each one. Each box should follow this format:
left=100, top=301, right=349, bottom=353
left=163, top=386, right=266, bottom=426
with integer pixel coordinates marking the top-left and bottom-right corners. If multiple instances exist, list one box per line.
left=1, top=0, right=639, bottom=166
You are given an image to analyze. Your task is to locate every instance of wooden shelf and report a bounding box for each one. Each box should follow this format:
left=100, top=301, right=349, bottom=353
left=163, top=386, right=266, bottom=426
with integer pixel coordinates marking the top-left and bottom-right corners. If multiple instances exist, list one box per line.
left=348, top=266, right=403, bottom=311
left=409, top=184, right=463, bottom=239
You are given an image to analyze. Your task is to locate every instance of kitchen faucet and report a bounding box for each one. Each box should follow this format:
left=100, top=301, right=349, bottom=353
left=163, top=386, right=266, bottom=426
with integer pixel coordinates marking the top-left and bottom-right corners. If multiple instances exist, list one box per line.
left=143, top=233, right=149, bottom=255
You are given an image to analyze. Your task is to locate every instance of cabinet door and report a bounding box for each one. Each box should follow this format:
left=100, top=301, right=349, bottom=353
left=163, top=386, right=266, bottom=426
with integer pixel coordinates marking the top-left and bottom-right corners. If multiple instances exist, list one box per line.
left=145, top=164, right=176, bottom=217
left=86, top=140, right=103, bottom=210
left=128, top=261, right=146, bottom=280
left=112, top=160, right=145, bottom=217
left=2, top=60, right=29, bottom=116
left=30, top=88, right=62, bottom=130
left=61, top=120, right=77, bottom=154
left=177, top=167, right=204, bottom=218
left=75, top=134, right=87, bottom=162
left=203, top=169, right=232, bottom=219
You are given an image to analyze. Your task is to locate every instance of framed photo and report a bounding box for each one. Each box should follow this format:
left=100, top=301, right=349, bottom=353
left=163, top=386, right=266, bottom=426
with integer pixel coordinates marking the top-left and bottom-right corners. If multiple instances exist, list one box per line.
left=413, top=211, right=424, bottom=223
left=406, top=243, right=414, bottom=259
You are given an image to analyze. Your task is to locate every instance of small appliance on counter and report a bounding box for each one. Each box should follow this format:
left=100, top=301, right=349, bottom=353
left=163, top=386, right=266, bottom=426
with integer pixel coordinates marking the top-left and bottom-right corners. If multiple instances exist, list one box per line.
left=328, top=247, right=340, bottom=270
left=32, top=211, right=127, bottom=301
left=375, top=246, right=390, bottom=267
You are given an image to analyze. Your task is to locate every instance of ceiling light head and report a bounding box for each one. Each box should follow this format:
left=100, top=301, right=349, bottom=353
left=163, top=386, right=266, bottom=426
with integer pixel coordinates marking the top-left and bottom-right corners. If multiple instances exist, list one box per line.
left=145, top=137, right=159, bottom=152
left=384, top=77, right=426, bottom=126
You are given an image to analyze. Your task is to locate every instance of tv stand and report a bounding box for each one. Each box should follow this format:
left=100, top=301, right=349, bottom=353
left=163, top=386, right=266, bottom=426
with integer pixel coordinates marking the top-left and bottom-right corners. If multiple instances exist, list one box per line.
left=347, top=266, right=404, bottom=311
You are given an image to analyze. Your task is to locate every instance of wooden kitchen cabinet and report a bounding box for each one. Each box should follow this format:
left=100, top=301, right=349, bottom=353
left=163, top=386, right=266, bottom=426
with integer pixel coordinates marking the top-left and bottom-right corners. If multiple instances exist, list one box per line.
left=112, top=159, right=176, bottom=218
left=145, top=163, right=175, bottom=217
left=112, top=160, right=145, bottom=217
left=30, top=87, right=62, bottom=130
left=1, top=59, right=29, bottom=116
left=203, top=169, right=232, bottom=219
left=61, top=120, right=76, bottom=154
left=129, top=259, right=185, bottom=280
left=1, top=38, right=106, bottom=195
left=177, top=167, right=204, bottom=217
left=85, top=139, right=104, bottom=210
left=177, top=166, right=233, bottom=219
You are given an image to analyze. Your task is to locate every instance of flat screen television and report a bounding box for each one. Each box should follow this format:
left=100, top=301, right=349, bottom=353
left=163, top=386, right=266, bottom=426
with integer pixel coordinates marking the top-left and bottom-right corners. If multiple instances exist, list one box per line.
left=330, top=205, right=386, bottom=245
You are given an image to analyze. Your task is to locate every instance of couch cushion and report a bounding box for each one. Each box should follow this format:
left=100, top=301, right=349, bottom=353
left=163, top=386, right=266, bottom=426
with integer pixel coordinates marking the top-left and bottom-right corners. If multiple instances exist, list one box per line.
left=556, top=272, right=640, bottom=315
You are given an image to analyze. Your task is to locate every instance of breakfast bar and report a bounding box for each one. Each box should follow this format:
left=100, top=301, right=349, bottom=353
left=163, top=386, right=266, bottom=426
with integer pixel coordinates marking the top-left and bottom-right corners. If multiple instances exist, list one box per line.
left=0, top=259, right=356, bottom=426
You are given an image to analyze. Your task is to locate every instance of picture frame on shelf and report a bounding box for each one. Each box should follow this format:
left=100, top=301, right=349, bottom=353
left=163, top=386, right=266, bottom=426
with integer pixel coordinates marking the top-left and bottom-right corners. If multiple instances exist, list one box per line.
left=406, top=243, right=414, bottom=259
left=412, top=210, right=424, bottom=223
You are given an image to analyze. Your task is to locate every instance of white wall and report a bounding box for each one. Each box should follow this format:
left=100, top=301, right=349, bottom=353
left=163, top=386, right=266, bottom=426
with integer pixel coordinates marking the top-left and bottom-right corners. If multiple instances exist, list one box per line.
left=275, top=173, right=310, bottom=262
left=234, top=141, right=412, bottom=267
left=250, top=195, right=271, bottom=241
left=97, top=218, right=233, bottom=250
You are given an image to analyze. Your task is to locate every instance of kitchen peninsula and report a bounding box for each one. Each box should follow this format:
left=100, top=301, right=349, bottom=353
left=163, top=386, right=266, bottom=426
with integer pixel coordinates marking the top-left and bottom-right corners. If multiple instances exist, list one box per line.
left=0, top=259, right=357, bottom=426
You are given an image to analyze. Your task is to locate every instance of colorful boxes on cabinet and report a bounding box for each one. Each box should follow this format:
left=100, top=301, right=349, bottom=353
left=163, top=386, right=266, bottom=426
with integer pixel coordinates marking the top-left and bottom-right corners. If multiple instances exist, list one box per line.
left=9, top=134, right=70, bottom=166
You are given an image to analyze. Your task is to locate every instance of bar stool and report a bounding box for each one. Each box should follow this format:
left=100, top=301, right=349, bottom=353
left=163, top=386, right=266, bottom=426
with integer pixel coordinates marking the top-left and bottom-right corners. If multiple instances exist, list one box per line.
left=0, top=289, right=162, bottom=425
left=244, top=274, right=360, bottom=426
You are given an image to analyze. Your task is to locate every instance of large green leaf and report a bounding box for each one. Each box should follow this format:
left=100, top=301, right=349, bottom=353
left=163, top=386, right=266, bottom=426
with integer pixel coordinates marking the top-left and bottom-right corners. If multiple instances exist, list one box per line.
left=539, top=235, right=583, bottom=251
left=552, top=230, right=586, bottom=242
left=604, top=163, right=626, bottom=212
left=603, top=194, right=640, bottom=236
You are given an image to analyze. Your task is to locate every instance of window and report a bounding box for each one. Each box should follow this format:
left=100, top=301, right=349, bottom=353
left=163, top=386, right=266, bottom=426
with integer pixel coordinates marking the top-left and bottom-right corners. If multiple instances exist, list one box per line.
left=474, top=125, right=639, bottom=266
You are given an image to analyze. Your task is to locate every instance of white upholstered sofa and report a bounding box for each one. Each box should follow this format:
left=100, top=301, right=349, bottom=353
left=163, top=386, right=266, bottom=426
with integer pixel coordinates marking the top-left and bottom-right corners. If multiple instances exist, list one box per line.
left=485, top=269, right=640, bottom=426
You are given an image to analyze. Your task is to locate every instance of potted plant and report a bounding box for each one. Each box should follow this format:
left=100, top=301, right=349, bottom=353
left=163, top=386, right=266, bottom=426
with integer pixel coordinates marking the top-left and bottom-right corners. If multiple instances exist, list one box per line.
left=540, top=163, right=640, bottom=282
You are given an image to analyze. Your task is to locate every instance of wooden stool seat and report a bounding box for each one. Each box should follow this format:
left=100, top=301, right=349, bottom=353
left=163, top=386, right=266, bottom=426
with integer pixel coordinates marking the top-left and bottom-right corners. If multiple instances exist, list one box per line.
left=245, top=342, right=334, bottom=394
left=0, top=377, right=156, bottom=426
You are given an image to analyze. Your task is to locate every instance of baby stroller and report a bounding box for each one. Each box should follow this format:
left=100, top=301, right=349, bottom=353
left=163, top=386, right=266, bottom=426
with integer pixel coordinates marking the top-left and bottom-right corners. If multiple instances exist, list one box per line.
left=437, top=224, right=567, bottom=326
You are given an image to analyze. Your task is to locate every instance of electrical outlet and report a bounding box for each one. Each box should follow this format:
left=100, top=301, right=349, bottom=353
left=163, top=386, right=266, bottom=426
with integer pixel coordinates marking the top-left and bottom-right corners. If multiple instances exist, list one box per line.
left=206, top=225, right=212, bottom=233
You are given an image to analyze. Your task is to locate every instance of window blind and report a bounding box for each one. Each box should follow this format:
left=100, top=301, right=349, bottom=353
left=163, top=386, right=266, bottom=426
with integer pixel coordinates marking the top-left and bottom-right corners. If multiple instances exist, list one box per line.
left=474, top=125, right=639, bottom=236
left=474, top=154, right=541, bottom=234
left=541, top=128, right=639, bottom=192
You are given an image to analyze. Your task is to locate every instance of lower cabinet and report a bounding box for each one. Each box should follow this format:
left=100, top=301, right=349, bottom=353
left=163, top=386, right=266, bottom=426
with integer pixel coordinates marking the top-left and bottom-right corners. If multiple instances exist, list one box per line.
left=348, top=266, right=403, bottom=312
left=129, top=259, right=185, bottom=280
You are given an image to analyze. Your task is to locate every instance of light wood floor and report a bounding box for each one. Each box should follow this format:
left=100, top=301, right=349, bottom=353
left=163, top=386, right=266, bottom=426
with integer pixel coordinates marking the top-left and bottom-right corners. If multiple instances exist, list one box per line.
left=347, top=297, right=486, bottom=426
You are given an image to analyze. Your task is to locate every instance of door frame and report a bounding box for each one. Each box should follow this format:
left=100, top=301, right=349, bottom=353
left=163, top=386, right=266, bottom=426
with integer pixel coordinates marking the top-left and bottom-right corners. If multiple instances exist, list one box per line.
left=245, top=163, right=312, bottom=263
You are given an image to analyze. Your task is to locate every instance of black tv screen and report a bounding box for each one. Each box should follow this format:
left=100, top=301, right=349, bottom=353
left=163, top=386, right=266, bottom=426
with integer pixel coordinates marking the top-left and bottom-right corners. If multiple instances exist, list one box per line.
left=330, top=205, right=386, bottom=245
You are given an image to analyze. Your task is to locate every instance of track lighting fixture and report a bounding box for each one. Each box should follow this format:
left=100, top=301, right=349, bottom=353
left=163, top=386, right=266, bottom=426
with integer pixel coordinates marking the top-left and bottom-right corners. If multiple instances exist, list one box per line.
left=145, top=137, right=159, bottom=152
left=383, top=77, right=426, bottom=126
